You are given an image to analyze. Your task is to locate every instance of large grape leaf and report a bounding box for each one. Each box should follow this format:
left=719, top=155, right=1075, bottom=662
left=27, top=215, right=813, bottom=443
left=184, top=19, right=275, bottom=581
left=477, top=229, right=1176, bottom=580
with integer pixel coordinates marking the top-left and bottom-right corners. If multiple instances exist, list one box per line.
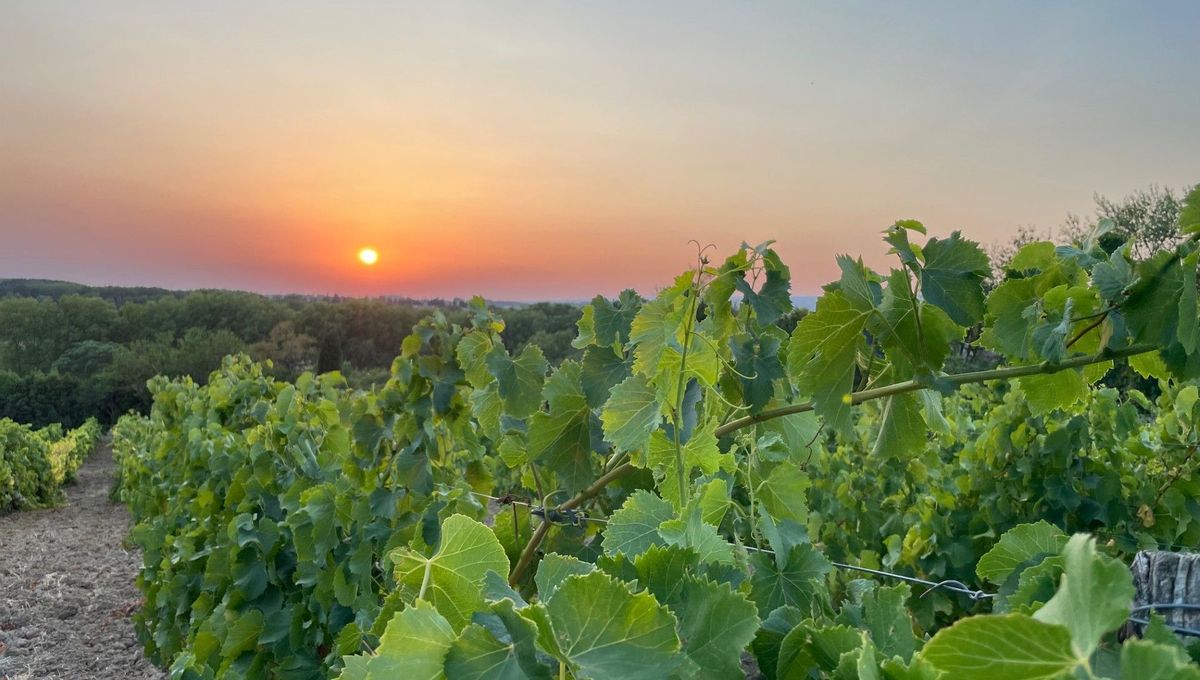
left=543, top=571, right=682, bottom=680
left=919, top=614, right=1076, bottom=680
left=749, top=543, right=830, bottom=614
left=779, top=622, right=863, bottom=674
left=600, top=375, right=662, bottom=458
left=487, top=344, right=548, bottom=418
left=646, top=425, right=729, bottom=508
left=657, top=499, right=734, bottom=565
left=869, top=393, right=926, bottom=460
left=1019, top=370, right=1088, bottom=417
left=633, top=544, right=698, bottom=605
left=1180, top=184, right=1200, bottom=235
left=861, top=583, right=919, bottom=662
left=572, top=290, right=642, bottom=351
left=668, top=577, right=760, bottom=679
left=787, top=290, right=871, bottom=435
left=601, top=490, right=673, bottom=558
left=628, top=273, right=691, bottom=381
left=392, top=515, right=511, bottom=630
left=1032, top=534, right=1135, bottom=658
left=1120, top=639, right=1200, bottom=680
left=731, top=330, right=787, bottom=414
left=754, top=463, right=810, bottom=524
left=455, top=332, right=495, bottom=389
left=337, top=600, right=456, bottom=680
left=874, top=269, right=963, bottom=375
left=534, top=553, right=594, bottom=603
left=734, top=247, right=793, bottom=324
left=527, top=362, right=595, bottom=494
left=579, top=346, right=631, bottom=409
left=976, top=521, right=1067, bottom=585
left=919, top=231, right=990, bottom=327
left=444, top=599, right=551, bottom=680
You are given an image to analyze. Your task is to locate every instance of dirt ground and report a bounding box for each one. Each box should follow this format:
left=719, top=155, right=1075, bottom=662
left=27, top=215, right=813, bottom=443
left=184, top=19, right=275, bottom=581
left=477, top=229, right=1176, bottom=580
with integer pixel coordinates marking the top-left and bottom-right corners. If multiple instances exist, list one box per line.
left=0, top=445, right=165, bottom=680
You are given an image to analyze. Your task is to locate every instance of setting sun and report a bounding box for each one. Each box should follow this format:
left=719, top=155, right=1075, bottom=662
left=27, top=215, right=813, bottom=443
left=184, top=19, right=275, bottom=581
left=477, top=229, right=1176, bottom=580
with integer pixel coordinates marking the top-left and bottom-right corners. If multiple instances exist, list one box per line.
left=357, top=248, right=379, bottom=266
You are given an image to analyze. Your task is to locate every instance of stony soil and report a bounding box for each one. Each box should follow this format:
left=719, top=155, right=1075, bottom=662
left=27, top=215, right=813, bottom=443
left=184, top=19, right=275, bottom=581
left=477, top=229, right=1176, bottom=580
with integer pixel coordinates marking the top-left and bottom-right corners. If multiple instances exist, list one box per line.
left=0, top=446, right=165, bottom=680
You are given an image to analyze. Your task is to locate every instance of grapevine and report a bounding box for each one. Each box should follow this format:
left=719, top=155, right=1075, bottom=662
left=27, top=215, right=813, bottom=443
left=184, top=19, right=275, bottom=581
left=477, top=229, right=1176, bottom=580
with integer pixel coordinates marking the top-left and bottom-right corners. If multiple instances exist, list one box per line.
left=111, top=186, right=1200, bottom=678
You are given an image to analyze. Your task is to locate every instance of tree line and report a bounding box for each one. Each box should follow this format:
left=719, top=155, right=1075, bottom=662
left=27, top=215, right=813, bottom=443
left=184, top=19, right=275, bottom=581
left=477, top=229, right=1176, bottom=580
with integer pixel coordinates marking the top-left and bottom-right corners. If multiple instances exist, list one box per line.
left=0, top=284, right=583, bottom=427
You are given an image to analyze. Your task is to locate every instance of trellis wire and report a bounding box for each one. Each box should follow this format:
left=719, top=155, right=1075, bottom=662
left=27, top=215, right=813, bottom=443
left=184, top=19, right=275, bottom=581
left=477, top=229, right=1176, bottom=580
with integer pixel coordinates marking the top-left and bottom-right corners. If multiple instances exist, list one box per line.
left=470, top=491, right=1200, bottom=638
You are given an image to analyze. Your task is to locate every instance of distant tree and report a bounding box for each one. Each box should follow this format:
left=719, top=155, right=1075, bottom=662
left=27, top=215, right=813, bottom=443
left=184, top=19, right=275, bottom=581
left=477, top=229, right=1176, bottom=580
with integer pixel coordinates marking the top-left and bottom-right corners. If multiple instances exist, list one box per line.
left=500, top=303, right=582, bottom=364
left=1062, top=184, right=1191, bottom=260
left=249, top=321, right=318, bottom=379
left=51, top=340, right=122, bottom=377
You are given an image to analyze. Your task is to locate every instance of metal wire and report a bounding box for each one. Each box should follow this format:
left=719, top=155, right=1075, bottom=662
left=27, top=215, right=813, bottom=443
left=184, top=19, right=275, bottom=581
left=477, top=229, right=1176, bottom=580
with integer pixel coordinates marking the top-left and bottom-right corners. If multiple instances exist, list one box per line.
left=740, top=544, right=994, bottom=600
left=470, top=492, right=1200, bottom=638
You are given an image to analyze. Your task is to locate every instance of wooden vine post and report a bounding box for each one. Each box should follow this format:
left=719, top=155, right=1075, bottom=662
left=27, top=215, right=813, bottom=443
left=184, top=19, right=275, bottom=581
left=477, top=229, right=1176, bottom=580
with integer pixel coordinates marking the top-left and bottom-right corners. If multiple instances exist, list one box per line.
left=1128, top=551, right=1200, bottom=637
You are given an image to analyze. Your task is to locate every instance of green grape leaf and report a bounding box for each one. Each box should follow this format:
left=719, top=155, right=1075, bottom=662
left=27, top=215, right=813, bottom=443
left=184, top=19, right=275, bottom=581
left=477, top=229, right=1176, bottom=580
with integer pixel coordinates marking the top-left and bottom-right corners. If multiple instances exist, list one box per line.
left=669, top=577, right=760, bottom=679
left=1091, top=250, right=1133, bottom=302
left=658, top=498, right=734, bottom=565
left=875, top=269, right=963, bottom=375
left=835, top=255, right=882, bottom=313
left=600, top=375, right=663, bottom=457
left=696, top=477, right=731, bottom=526
left=976, top=521, right=1067, bottom=585
left=629, top=273, right=691, bottom=381
left=981, top=278, right=1038, bottom=359
left=527, top=362, right=595, bottom=494
left=780, top=622, right=863, bottom=673
left=919, top=231, right=990, bottom=327
left=646, top=425, right=729, bottom=508
left=787, top=290, right=871, bottom=435
left=1180, top=184, right=1200, bottom=235
left=755, top=463, right=810, bottom=524
left=220, top=609, right=264, bottom=659
left=487, top=344, right=548, bottom=418
left=393, top=514, right=511, bottom=630
left=862, top=584, right=919, bottom=662
left=340, top=600, right=457, bottom=680
left=752, top=606, right=807, bottom=679
left=579, top=346, right=631, bottom=409
left=633, top=544, right=698, bottom=605
left=749, top=544, right=830, bottom=614
left=732, top=331, right=787, bottom=413
left=756, top=507, right=808, bottom=570
left=884, top=221, right=925, bottom=272
left=870, top=393, right=927, bottom=460
left=544, top=572, right=683, bottom=680
left=704, top=249, right=749, bottom=338
left=456, top=332, right=495, bottom=389
left=602, top=490, right=673, bottom=559
left=1009, top=242, right=1057, bottom=271
left=1002, top=555, right=1065, bottom=615
left=1121, top=639, right=1200, bottom=680
left=1019, top=370, right=1088, bottom=417
left=534, top=553, right=595, bottom=603
left=918, top=614, right=1077, bottom=680
left=734, top=247, right=793, bottom=324
left=444, top=599, right=551, bottom=680
left=573, top=292, right=641, bottom=350
left=1032, top=534, right=1135, bottom=658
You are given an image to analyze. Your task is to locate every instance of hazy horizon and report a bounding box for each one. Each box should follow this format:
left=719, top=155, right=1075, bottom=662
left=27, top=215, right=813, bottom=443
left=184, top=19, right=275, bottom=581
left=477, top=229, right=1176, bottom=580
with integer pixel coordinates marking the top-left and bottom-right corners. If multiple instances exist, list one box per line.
left=3, top=2, right=1199, bottom=300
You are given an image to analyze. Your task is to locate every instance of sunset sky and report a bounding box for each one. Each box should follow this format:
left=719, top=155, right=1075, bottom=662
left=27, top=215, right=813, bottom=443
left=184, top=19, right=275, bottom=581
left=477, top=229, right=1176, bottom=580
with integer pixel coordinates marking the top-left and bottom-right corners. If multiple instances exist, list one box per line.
left=2, top=2, right=1198, bottom=300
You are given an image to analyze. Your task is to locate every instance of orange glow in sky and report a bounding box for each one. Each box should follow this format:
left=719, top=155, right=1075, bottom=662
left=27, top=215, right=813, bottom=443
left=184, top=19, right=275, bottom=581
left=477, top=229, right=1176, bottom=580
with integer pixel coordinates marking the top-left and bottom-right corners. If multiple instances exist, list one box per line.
left=2, top=4, right=1199, bottom=300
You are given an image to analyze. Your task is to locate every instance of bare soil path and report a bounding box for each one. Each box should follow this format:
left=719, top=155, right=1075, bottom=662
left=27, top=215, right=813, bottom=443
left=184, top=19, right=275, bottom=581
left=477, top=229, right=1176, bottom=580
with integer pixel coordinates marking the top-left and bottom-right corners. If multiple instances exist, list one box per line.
left=0, top=445, right=165, bottom=680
